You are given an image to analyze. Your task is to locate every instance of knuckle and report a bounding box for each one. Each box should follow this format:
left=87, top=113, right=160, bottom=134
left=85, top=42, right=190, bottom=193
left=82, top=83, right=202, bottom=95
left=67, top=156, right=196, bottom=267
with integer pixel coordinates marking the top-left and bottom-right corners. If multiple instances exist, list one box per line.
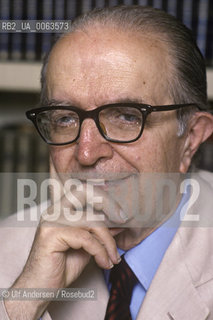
left=80, top=230, right=93, bottom=243
left=37, top=223, right=56, bottom=241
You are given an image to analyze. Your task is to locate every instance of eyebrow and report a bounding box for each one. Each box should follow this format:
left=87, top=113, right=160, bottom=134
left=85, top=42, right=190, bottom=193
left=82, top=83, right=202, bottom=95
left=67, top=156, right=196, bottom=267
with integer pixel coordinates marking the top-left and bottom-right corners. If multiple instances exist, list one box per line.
left=114, top=98, right=146, bottom=104
left=45, top=99, right=73, bottom=106
left=45, top=97, right=147, bottom=107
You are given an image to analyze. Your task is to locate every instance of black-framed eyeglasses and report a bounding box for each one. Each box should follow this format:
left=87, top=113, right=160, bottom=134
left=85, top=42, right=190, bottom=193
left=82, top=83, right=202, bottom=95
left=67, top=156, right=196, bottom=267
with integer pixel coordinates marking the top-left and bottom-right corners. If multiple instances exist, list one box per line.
left=26, top=103, right=200, bottom=145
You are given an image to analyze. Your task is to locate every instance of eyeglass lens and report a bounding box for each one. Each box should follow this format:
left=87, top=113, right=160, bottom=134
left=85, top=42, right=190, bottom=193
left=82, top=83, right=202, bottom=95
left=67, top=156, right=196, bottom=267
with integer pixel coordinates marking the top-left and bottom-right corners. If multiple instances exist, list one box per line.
left=99, top=106, right=143, bottom=141
left=36, top=106, right=143, bottom=144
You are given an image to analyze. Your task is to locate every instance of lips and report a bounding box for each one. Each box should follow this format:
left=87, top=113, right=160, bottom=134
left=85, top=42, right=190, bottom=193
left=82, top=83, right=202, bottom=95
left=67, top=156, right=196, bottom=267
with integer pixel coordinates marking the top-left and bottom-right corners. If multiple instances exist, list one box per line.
left=63, top=172, right=137, bottom=192
left=69, top=172, right=135, bottom=180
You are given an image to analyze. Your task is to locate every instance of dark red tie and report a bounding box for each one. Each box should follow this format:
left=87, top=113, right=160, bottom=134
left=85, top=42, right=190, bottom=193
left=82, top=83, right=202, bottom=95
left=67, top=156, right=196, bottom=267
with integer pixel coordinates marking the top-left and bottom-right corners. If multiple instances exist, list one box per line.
left=104, top=257, right=137, bottom=320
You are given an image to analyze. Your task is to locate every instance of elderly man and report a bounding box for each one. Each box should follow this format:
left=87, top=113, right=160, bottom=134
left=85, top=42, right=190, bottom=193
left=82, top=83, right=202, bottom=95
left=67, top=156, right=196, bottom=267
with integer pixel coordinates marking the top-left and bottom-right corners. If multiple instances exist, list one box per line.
left=1, top=5, right=213, bottom=320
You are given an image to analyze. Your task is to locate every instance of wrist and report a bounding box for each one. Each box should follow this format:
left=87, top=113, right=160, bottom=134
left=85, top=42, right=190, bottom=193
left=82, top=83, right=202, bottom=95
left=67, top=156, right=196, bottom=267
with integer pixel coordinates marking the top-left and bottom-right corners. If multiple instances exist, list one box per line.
left=4, top=293, right=49, bottom=320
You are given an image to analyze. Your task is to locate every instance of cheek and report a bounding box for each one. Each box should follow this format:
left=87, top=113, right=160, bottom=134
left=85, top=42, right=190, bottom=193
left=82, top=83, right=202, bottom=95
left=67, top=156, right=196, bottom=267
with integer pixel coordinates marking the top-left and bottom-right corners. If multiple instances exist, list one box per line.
left=50, top=146, right=75, bottom=172
left=131, top=144, right=166, bottom=172
left=118, top=130, right=182, bottom=173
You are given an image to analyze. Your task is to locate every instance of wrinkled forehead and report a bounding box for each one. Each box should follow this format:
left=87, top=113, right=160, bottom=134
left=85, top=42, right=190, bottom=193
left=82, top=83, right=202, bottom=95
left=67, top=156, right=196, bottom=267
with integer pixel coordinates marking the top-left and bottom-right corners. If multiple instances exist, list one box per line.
left=46, top=27, right=172, bottom=106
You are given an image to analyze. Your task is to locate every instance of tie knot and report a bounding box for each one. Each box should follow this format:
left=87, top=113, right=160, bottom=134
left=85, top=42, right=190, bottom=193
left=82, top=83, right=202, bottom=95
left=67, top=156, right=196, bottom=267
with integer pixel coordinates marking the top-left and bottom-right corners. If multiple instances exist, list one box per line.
left=109, top=257, right=137, bottom=302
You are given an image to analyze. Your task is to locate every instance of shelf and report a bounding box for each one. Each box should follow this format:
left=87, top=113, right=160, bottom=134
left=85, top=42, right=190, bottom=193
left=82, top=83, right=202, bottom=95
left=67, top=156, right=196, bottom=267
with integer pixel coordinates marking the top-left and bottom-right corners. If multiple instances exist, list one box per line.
left=0, top=62, right=213, bottom=100
left=0, top=62, right=41, bottom=92
left=207, top=69, right=213, bottom=100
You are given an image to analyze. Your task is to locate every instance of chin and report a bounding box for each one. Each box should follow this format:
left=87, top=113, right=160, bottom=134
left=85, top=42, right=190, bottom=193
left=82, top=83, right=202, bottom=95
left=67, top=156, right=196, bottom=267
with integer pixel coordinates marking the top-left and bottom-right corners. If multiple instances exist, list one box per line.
left=114, top=227, right=152, bottom=250
left=114, top=230, right=137, bottom=251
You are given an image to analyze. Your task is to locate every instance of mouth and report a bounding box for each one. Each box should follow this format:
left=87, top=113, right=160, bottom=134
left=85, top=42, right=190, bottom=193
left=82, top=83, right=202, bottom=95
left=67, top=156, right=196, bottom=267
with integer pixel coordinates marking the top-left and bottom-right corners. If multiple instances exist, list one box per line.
left=62, top=172, right=138, bottom=194
left=68, top=171, right=136, bottom=180
left=88, top=173, right=137, bottom=189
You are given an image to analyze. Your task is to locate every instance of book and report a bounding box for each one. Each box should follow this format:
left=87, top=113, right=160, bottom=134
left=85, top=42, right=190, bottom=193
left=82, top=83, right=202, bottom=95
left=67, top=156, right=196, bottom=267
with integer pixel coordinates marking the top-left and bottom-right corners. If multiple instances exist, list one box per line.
left=10, top=0, right=23, bottom=60
left=0, top=0, right=10, bottom=59
left=25, top=0, right=37, bottom=60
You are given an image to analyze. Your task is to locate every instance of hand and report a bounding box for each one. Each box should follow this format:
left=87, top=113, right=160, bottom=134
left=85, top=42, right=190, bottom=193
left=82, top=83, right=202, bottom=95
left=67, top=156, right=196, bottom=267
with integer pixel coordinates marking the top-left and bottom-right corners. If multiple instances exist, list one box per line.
left=5, top=181, right=127, bottom=320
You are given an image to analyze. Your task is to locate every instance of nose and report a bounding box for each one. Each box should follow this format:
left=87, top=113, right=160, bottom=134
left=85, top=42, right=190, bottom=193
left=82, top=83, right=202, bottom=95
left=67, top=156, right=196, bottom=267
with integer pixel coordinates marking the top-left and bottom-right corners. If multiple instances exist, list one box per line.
left=74, top=119, right=113, bottom=166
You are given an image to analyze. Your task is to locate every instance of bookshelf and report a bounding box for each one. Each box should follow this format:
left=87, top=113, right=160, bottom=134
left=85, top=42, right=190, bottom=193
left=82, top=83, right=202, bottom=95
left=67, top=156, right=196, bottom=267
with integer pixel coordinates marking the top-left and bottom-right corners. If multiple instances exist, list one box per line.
left=0, top=62, right=213, bottom=99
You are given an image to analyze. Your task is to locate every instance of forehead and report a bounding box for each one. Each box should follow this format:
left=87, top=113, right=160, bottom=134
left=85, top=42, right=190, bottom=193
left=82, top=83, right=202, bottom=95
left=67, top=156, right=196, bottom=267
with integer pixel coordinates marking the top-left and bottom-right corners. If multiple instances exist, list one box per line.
left=46, top=27, right=172, bottom=106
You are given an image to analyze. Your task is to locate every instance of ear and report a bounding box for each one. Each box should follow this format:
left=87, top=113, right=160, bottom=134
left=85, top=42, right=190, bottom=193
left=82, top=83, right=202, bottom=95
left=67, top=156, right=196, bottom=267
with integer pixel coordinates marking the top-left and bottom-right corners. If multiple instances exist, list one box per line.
left=179, top=112, right=213, bottom=173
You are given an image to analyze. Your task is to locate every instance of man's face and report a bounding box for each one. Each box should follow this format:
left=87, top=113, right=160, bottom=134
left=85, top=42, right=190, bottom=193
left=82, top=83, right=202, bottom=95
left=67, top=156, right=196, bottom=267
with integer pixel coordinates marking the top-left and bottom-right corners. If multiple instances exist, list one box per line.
left=46, top=27, right=186, bottom=249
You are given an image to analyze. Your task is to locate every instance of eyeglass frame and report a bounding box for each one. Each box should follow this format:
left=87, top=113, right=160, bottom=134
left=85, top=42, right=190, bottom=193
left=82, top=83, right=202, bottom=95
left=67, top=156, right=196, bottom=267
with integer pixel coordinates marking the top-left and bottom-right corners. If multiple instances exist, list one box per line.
left=26, top=102, right=201, bottom=145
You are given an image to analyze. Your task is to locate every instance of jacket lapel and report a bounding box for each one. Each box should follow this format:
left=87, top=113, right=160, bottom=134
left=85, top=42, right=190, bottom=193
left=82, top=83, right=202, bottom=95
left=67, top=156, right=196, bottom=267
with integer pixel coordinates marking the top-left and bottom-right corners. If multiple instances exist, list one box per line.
left=136, top=231, right=209, bottom=320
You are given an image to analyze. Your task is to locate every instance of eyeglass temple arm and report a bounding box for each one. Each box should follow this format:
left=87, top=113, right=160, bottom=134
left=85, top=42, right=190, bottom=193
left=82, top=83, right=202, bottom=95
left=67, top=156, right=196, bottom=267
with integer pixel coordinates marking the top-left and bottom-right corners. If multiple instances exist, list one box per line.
left=150, top=103, right=201, bottom=112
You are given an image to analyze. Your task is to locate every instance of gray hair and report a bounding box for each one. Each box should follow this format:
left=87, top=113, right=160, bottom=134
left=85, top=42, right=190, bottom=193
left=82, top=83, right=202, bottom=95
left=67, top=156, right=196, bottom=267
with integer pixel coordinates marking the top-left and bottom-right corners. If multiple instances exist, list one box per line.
left=40, top=5, right=210, bottom=136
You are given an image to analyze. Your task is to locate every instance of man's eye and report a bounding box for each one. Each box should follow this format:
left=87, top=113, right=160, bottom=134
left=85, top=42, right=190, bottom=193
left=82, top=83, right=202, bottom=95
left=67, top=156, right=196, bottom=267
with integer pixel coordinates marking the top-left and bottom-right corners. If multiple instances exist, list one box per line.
left=118, top=113, right=140, bottom=123
left=114, top=111, right=141, bottom=125
left=56, top=116, right=76, bottom=125
left=51, top=113, right=79, bottom=127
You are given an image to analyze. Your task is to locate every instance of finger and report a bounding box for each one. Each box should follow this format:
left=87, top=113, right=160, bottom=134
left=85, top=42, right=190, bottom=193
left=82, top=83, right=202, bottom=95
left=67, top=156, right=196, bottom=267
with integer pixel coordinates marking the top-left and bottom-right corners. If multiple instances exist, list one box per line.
left=46, top=174, right=130, bottom=225
left=44, top=225, right=115, bottom=270
left=49, top=158, right=65, bottom=202
left=41, top=188, right=87, bottom=223
left=40, top=212, right=122, bottom=266
left=89, top=226, right=121, bottom=265
left=89, top=185, right=129, bottom=224
left=49, top=163, right=88, bottom=208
